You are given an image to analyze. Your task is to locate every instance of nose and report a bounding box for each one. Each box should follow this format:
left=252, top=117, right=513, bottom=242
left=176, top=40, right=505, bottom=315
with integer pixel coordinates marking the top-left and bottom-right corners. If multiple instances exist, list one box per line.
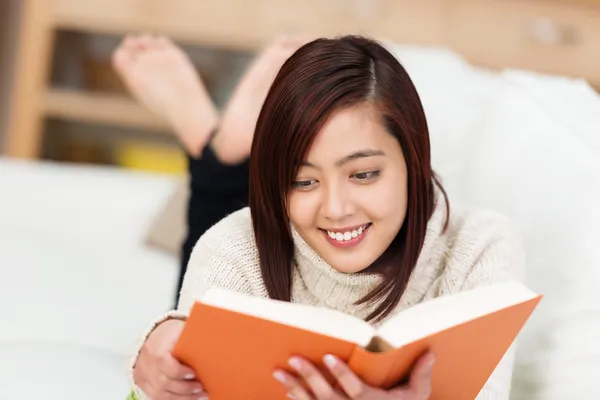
left=322, top=182, right=355, bottom=221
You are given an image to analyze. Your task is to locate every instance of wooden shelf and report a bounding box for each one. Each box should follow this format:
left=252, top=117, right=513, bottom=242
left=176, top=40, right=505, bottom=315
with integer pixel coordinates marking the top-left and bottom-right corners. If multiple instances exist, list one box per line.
left=43, top=89, right=170, bottom=132
left=5, top=0, right=599, bottom=159
left=49, top=0, right=445, bottom=50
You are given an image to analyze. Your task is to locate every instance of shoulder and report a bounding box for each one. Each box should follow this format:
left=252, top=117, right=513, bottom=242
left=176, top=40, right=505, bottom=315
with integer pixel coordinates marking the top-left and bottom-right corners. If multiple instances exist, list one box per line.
left=195, top=206, right=257, bottom=256
left=439, top=203, right=526, bottom=292
left=185, top=207, right=267, bottom=299
left=446, top=204, right=521, bottom=251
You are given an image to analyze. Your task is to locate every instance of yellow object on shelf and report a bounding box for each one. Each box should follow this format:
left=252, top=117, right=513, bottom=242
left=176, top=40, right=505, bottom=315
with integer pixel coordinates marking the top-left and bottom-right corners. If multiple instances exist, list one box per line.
left=115, top=142, right=187, bottom=175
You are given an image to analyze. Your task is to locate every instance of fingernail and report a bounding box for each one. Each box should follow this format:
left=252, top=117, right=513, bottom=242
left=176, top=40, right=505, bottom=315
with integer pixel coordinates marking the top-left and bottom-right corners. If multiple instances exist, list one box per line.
left=184, top=373, right=196, bottom=380
left=288, top=357, right=302, bottom=370
left=273, top=370, right=287, bottom=384
left=426, top=354, right=436, bottom=369
left=323, top=354, right=337, bottom=369
left=287, top=393, right=296, bottom=399
left=197, top=396, right=208, bottom=400
left=192, top=388, right=202, bottom=394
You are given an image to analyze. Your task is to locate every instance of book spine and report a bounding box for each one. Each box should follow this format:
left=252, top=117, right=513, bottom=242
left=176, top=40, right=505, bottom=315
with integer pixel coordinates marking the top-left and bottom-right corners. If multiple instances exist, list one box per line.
left=347, top=344, right=398, bottom=388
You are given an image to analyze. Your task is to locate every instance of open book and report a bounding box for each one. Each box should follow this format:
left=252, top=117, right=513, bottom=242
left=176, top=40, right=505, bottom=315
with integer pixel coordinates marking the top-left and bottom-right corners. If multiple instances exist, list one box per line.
left=172, top=281, right=541, bottom=400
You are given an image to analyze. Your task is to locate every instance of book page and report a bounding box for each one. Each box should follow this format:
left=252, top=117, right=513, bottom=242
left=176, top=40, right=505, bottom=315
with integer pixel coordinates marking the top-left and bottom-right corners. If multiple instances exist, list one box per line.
left=201, top=288, right=376, bottom=347
left=376, top=281, right=539, bottom=347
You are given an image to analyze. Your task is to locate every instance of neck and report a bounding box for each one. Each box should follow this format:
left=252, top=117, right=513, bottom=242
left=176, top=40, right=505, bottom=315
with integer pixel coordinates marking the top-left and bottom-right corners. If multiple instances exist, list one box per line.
left=289, top=189, right=448, bottom=323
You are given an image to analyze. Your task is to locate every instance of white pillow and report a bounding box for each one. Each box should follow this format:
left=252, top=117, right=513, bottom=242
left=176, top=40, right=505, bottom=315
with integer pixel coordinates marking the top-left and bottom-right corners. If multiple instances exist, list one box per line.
left=386, top=43, right=504, bottom=200
left=501, top=69, right=600, bottom=155
left=458, top=75, right=600, bottom=400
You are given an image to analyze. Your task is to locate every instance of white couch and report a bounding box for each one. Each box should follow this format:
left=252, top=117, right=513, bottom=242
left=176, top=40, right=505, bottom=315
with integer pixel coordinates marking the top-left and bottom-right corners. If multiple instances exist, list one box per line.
left=394, top=45, right=600, bottom=399
left=1, top=45, right=598, bottom=399
left=0, top=160, right=180, bottom=399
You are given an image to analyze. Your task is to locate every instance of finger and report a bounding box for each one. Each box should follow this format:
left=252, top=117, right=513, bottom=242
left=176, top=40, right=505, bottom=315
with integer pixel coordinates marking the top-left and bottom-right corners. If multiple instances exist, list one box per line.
left=158, top=373, right=204, bottom=396
left=406, top=352, right=435, bottom=398
left=273, top=369, right=313, bottom=400
left=323, top=354, right=369, bottom=399
left=289, top=356, right=338, bottom=399
left=158, top=351, right=197, bottom=380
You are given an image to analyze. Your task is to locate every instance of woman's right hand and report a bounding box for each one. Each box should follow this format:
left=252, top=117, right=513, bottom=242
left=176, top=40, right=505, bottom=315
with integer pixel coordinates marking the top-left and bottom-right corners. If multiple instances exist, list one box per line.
left=133, top=318, right=207, bottom=400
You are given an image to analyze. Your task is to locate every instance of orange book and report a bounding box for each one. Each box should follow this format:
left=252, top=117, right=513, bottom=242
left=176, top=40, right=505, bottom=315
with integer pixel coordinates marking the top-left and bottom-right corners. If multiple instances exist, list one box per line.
left=172, top=281, right=542, bottom=400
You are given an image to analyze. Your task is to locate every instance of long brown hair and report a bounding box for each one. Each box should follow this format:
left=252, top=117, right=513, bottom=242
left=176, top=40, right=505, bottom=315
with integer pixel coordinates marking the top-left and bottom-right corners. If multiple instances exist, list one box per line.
left=249, top=35, right=449, bottom=322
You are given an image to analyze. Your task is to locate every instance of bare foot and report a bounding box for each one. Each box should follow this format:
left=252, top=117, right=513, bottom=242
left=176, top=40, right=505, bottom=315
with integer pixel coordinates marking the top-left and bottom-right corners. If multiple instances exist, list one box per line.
left=212, top=35, right=312, bottom=165
left=112, top=35, right=218, bottom=157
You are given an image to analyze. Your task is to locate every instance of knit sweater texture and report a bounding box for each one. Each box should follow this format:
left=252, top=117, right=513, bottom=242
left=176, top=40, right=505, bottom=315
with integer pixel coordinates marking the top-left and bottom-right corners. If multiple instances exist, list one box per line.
left=130, top=193, right=525, bottom=399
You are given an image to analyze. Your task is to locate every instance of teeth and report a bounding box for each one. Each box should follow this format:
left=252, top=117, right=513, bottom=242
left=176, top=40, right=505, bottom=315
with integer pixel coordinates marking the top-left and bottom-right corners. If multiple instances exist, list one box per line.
left=327, top=224, right=368, bottom=242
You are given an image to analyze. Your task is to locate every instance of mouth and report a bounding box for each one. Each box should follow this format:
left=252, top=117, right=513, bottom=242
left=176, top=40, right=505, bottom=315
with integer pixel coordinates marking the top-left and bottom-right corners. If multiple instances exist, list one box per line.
left=321, top=223, right=372, bottom=248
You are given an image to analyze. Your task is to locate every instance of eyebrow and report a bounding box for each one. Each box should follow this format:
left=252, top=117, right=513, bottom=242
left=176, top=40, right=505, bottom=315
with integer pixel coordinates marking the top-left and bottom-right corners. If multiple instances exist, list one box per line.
left=301, top=149, right=386, bottom=169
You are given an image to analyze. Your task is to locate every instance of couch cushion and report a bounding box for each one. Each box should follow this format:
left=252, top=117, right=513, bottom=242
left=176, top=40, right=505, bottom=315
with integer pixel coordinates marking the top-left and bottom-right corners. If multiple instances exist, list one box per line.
left=457, top=73, right=600, bottom=400
left=0, top=341, right=129, bottom=400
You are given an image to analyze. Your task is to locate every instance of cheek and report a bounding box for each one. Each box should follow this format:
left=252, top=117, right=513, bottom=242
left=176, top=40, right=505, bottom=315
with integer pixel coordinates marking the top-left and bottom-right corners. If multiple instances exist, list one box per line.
left=362, top=178, right=408, bottom=222
left=287, top=193, right=315, bottom=228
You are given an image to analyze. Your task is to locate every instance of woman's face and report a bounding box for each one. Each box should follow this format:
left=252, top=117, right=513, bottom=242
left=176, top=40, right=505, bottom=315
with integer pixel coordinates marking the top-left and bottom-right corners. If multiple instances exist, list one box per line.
left=287, top=104, right=408, bottom=273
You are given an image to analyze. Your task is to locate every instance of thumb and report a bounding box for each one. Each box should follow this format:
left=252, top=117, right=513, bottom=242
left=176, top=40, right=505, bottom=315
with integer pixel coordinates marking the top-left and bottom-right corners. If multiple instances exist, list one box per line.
left=408, top=352, right=435, bottom=398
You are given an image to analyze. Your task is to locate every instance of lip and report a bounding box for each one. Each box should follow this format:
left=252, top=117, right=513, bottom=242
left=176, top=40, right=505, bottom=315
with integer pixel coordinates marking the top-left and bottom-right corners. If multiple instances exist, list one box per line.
left=321, top=223, right=371, bottom=248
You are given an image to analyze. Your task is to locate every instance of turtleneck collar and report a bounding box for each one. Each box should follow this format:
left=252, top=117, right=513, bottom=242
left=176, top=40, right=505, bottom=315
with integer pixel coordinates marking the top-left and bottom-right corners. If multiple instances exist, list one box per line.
left=290, top=187, right=449, bottom=322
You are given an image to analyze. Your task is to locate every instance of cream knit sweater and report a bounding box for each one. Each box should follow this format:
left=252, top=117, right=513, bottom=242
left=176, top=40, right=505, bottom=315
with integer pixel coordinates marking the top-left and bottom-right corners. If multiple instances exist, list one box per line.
left=130, top=194, right=525, bottom=400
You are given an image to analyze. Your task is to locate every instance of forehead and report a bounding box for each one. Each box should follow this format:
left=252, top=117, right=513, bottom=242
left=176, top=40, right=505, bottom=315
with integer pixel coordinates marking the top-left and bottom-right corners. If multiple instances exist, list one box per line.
left=306, top=104, right=392, bottom=160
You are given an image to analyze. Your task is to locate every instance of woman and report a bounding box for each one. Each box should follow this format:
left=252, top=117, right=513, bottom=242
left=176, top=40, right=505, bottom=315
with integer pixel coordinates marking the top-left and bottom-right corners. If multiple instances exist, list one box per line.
left=129, top=36, right=524, bottom=400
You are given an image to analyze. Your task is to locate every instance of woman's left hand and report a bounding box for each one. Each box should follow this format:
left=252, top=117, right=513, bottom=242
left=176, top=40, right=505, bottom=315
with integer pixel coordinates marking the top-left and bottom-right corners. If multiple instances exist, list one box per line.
left=273, top=352, right=435, bottom=400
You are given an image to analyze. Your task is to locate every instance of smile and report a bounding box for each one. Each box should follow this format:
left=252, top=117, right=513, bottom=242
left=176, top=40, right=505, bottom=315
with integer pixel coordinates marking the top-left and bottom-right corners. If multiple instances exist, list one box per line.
left=323, top=223, right=371, bottom=247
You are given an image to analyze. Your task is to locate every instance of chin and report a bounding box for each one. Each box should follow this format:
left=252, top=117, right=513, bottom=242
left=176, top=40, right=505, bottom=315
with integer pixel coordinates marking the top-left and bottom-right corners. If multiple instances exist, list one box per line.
left=325, top=256, right=373, bottom=274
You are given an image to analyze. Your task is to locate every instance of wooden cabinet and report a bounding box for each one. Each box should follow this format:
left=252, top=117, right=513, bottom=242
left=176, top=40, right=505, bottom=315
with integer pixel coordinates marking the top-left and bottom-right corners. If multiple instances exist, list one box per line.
left=3, top=0, right=599, bottom=160
left=447, top=0, right=600, bottom=87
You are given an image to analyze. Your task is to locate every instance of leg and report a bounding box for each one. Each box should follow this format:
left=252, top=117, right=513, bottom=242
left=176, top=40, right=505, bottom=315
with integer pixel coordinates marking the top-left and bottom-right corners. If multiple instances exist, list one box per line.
left=112, top=35, right=219, bottom=157
left=176, top=36, right=310, bottom=304
left=112, top=34, right=308, bottom=306
left=177, top=145, right=250, bottom=305
left=111, top=34, right=309, bottom=162
left=211, top=36, right=311, bottom=165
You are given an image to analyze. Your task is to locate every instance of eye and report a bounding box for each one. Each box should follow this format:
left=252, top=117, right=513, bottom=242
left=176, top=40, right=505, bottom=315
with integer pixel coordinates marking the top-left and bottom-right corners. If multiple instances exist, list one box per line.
left=292, top=180, right=318, bottom=191
left=352, top=171, right=381, bottom=181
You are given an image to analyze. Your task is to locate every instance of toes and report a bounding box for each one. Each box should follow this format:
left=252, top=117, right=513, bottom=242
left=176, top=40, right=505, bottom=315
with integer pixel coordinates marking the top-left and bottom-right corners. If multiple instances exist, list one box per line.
left=114, top=34, right=146, bottom=67
left=123, top=35, right=139, bottom=49
left=283, top=34, right=314, bottom=50
left=292, top=34, right=315, bottom=46
left=155, top=35, right=173, bottom=49
left=137, top=34, right=154, bottom=49
left=111, top=45, right=136, bottom=72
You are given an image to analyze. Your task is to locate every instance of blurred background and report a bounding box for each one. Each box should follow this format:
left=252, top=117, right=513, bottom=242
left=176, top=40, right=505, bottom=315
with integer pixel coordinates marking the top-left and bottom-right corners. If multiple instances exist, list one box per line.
left=1, top=1, right=600, bottom=399
left=1, top=0, right=599, bottom=173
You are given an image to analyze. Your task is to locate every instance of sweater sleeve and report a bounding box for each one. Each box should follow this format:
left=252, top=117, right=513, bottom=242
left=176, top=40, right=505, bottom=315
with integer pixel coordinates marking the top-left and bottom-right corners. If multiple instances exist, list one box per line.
left=462, top=217, right=527, bottom=400
left=128, top=211, right=256, bottom=400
